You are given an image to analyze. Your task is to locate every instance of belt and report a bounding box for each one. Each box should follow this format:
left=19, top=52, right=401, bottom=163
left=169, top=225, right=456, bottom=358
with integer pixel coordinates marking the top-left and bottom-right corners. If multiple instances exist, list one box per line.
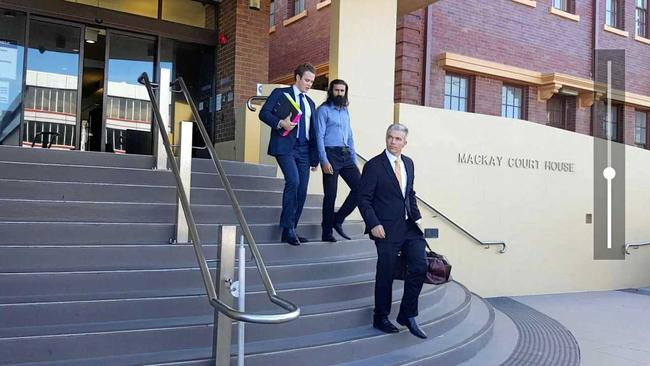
left=325, top=146, right=351, bottom=153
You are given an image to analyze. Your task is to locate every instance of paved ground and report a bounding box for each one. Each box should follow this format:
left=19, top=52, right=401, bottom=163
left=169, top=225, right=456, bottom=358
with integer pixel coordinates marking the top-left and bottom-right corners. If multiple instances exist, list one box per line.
left=513, top=289, right=650, bottom=366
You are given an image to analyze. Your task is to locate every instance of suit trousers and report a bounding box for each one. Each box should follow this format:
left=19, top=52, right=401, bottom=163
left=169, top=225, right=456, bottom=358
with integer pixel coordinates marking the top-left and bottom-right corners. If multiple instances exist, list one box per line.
left=275, top=141, right=311, bottom=229
left=373, top=220, right=427, bottom=320
left=321, top=147, right=361, bottom=234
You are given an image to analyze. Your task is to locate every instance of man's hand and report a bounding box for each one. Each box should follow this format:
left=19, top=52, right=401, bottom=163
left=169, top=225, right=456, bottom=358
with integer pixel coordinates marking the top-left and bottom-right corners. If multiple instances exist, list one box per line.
left=322, top=163, right=334, bottom=175
left=371, top=225, right=386, bottom=239
left=279, top=115, right=296, bottom=131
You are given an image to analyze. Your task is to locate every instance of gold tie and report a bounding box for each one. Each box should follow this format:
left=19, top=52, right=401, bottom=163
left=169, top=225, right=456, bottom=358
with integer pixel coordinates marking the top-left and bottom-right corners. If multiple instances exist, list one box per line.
left=394, top=158, right=402, bottom=191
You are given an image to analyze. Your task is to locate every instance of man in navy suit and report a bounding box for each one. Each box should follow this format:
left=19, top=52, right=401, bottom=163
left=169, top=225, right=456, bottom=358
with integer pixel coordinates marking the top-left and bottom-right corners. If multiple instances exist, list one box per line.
left=259, top=63, right=319, bottom=246
left=358, top=123, right=428, bottom=339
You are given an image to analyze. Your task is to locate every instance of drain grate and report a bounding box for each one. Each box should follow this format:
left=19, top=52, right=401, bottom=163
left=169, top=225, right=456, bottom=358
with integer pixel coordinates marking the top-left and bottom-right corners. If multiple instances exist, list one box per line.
left=487, top=297, right=580, bottom=366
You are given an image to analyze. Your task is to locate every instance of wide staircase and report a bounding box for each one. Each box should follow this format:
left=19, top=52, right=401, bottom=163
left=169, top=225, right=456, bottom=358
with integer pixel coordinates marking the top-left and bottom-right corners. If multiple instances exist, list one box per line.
left=0, top=145, right=496, bottom=365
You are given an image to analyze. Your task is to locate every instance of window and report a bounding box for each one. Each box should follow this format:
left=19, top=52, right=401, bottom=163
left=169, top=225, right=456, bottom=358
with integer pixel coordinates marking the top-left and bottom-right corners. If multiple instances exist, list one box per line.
left=270, top=0, right=275, bottom=26
left=602, top=104, right=622, bottom=142
left=553, top=0, right=575, bottom=13
left=293, top=0, right=305, bottom=15
left=444, top=74, right=470, bottom=112
left=635, top=110, right=648, bottom=148
left=547, top=95, right=568, bottom=129
left=606, top=0, right=624, bottom=29
left=501, top=85, right=524, bottom=119
left=637, top=0, right=648, bottom=37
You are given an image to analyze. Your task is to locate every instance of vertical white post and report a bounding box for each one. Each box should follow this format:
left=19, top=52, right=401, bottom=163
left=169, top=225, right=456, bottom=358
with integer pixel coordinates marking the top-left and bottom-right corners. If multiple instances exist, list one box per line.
left=237, top=235, right=246, bottom=366
left=214, top=225, right=236, bottom=366
left=176, top=121, right=193, bottom=244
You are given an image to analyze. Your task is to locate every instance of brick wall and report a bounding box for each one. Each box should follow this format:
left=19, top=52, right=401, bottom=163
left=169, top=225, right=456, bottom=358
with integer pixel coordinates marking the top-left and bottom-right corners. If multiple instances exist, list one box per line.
left=268, top=0, right=331, bottom=82
left=395, top=9, right=426, bottom=104
left=473, top=76, right=502, bottom=116
left=214, top=0, right=270, bottom=143
left=598, top=0, right=650, bottom=97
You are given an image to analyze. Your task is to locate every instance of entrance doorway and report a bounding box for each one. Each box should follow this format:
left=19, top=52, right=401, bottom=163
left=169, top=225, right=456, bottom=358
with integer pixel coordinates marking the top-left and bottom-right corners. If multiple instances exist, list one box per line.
left=11, top=12, right=215, bottom=156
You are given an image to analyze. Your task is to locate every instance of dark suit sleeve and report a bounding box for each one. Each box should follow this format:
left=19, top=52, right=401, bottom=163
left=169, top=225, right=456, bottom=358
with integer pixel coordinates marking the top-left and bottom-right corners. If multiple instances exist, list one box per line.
left=259, top=88, right=283, bottom=129
left=358, top=160, right=381, bottom=230
left=408, top=158, right=422, bottom=221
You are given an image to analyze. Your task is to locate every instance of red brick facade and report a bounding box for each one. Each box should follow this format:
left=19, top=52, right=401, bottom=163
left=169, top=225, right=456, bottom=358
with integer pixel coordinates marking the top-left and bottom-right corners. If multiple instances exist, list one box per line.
left=215, top=0, right=270, bottom=143
left=267, top=0, right=650, bottom=149
left=268, top=0, right=331, bottom=83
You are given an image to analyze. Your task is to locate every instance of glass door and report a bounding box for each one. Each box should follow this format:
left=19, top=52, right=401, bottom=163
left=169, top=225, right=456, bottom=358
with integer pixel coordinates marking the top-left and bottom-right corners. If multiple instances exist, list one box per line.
left=0, top=9, right=26, bottom=146
left=22, top=18, right=82, bottom=149
left=103, top=30, right=155, bottom=154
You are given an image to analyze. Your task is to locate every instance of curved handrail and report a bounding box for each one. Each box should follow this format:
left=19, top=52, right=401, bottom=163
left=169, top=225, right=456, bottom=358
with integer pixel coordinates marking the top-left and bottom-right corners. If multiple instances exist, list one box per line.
left=625, top=242, right=650, bottom=255
left=246, top=94, right=506, bottom=254
left=139, top=73, right=299, bottom=324
left=247, top=96, right=268, bottom=112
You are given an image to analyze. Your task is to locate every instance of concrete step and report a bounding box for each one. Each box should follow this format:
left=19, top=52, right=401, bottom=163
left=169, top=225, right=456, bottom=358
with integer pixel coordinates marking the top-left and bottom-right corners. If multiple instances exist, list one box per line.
left=0, top=145, right=277, bottom=176
left=0, top=284, right=461, bottom=365
left=0, top=256, right=377, bottom=304
left=0, top=200, right=324, bottom=224
left=0, top=239, right=374, bottom=272
left=334, top=295, right=495, bottom=366
left=239, top=281, right=473, bottom=366
left=0, top=220, right=366, bottom=245
left=0, top=179, right=321, bottom=206
left=457, top=308, right=518, bottom=366
left=0, top=161, right=285, bottom=190
left=0, top=282, right=445, bottom=340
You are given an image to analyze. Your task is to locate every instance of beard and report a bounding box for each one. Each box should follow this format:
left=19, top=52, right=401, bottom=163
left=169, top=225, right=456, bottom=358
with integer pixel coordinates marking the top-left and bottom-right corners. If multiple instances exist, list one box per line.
left=333, top=95, right=346, bottom=107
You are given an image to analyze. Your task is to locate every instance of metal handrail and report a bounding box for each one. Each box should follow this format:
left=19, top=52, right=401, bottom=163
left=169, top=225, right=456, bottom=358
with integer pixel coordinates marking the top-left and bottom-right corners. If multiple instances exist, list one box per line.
left=625, top=242, right=650, bottom=255
left=139, top=73, right=299, bottom=324
left=247, top=94, right=506, bottom=254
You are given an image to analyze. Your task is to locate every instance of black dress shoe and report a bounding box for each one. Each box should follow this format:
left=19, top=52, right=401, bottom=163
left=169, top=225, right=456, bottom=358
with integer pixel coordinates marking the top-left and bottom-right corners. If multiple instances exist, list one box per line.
left=281, top=229, right=301, bottom=246
left=333, top=222, right=351, bottom=240
left=297, top=235, right=309, bottom=243
left=396, top=316, right=427, bottom=339
left=321, top=235, right=337, bottom=242
left=373, top=318, right=399, bottom=334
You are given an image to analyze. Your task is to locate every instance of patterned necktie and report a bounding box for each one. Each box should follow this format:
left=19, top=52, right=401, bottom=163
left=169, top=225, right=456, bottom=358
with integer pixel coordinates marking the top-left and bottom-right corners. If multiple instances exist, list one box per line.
left=298, top=94, right=307, bottom=143
left=394, top=158, right=403, bottom=193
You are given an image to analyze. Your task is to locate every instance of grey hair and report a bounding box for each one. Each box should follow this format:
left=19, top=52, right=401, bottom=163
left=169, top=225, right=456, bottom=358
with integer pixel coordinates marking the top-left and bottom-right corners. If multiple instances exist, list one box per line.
left=386, top=123, right=408, bottom=138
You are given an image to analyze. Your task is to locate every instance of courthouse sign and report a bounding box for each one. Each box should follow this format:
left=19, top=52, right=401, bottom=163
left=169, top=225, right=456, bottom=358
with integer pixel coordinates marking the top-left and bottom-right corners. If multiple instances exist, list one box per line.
left=457, top=153, right=575, bottom=173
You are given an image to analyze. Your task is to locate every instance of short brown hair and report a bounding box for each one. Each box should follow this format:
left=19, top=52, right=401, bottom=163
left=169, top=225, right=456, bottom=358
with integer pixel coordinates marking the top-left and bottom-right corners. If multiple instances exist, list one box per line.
left=294, top=63, right=316, bottom=79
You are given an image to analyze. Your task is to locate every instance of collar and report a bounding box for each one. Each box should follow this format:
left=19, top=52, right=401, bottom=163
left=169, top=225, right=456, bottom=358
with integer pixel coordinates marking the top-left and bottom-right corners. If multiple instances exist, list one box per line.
left=292, top=85, right=305, bottom=100
left=385, top=149, right=402, bottom=165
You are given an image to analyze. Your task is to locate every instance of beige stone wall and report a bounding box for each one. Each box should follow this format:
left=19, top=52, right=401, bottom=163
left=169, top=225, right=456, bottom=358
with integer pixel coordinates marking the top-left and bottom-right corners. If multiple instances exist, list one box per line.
left=394, top=104, right=650, bottom=297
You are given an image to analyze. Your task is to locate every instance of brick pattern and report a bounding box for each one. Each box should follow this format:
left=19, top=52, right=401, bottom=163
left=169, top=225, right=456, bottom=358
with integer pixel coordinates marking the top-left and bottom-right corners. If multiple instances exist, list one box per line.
left=268, top=0, right=331, bottom=82
left=395, top=9, right=426, bottom=104
left=473, top=76, right=502, bottom=117
left=214, top=0, right=270, bottom=143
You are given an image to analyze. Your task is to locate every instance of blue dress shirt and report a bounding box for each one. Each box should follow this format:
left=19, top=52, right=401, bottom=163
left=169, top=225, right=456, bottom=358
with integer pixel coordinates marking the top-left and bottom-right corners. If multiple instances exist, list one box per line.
left=315, top=103, right=356, bottom=166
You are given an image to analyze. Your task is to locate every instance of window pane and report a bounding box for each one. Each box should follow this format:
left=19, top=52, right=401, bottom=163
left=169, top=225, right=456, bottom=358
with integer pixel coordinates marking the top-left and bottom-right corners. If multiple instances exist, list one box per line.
left=444, top=74, right=469, bottom=112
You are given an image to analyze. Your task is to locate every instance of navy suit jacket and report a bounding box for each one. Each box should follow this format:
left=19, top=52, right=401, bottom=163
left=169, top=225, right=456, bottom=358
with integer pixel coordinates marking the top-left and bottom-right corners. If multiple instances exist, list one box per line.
left=358, top=151, right=422, bottom=242
left=259, top=86, right=318, bottom=166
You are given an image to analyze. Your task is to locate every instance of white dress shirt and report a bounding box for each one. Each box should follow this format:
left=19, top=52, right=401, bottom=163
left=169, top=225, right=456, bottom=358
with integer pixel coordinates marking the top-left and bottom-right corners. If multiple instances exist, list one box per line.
left=385, top=150, right=421, bottom=224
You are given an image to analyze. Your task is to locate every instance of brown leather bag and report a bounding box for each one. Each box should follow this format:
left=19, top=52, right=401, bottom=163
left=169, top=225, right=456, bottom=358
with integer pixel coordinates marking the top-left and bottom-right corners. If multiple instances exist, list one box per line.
left=394, top=243, right=451, bottom=285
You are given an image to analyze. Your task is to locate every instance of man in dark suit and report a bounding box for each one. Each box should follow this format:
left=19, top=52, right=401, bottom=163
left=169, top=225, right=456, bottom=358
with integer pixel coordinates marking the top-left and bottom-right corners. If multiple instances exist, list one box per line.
left=358, top=123, right=428, bottom=339
left=259, top=63, right=319, bottom=246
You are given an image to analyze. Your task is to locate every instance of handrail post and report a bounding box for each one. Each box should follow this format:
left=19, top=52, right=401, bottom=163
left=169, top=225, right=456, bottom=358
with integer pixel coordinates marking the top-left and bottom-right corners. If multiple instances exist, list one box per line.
left=176, top=121, right=193, bottom=244
left=213, top=225, right=237, bottom=366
